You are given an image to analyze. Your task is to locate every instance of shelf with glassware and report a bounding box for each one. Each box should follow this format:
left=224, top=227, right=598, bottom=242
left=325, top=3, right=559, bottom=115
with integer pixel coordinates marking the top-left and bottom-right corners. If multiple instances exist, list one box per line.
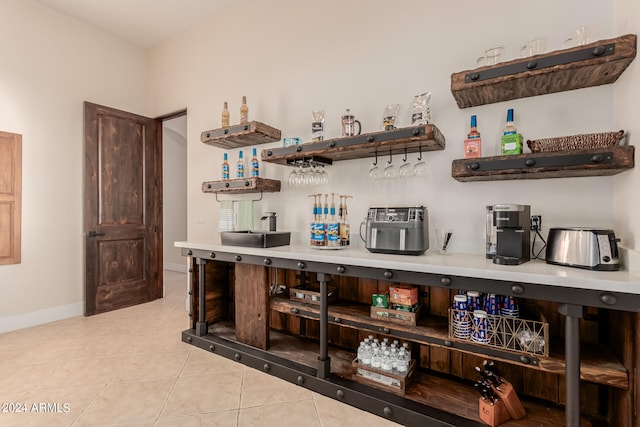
left=450, top=34, right=637, bottom=108
left=201, top=121, right=282, bottom=149
left=260, top=124, right=446, bottom=166
left=451, top=145, right=635, bottom=182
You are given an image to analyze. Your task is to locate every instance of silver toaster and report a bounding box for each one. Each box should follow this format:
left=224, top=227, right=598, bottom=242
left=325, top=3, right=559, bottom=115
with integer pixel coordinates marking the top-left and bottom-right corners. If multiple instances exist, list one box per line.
left=362, top=206, right=429, bottom=255
left=545, top=228, right=620, bottom=271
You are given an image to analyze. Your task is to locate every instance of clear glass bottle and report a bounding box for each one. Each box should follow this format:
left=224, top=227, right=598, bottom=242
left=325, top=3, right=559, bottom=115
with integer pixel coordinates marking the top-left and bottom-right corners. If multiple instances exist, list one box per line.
left=222, top=153, right=229, bottom=180
left=236, top=151, right=245, bottom=178
left=250, top=148, right=259, bottom=177
left=240, top=96, right=249, bottom=124
left=222, top=101, right=230, bottom=127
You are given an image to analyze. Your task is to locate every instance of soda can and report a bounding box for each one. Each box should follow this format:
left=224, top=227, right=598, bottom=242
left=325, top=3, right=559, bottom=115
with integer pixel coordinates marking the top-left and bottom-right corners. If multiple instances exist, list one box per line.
left=467, top=291, right=481, bottom=312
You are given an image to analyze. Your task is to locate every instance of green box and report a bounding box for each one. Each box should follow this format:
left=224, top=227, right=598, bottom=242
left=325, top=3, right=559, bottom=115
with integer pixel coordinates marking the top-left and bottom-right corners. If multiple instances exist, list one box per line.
left=501, top=133, right=523, bottom=155
left=372, top=293, right=389, bottom=308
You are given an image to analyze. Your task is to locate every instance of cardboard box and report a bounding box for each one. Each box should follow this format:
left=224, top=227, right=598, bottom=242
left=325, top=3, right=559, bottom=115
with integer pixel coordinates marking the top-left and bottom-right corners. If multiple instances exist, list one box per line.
left=388, top=286, right=418, bottom=306
left=372, top=293, right=389, bottom=308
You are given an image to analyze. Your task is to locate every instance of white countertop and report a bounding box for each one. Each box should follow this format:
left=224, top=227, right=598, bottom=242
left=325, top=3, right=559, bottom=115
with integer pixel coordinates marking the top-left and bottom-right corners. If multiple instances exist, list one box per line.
left=175, top=240, right=640, bottom=296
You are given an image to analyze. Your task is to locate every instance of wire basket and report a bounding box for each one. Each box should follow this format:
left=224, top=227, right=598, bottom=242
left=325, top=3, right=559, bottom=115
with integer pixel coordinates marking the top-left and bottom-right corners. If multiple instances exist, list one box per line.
left=527, top=130, right=624, bottom=153
left=448, top=309, right=549, bottom=357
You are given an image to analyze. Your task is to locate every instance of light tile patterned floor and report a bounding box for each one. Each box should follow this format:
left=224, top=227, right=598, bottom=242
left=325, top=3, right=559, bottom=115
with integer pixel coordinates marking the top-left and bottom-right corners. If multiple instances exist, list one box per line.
left=0, top=270, right=401, bottom=426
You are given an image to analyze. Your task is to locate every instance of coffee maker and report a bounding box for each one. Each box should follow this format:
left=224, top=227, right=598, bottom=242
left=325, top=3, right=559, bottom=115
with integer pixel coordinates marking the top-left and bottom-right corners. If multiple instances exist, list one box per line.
left=491, top=204, right=531, bottom=265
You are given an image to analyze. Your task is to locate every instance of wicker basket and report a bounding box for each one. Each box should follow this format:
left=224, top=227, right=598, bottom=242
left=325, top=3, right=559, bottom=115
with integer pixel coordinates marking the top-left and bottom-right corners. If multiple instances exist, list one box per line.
left=527, top=130, right=624, bottom=153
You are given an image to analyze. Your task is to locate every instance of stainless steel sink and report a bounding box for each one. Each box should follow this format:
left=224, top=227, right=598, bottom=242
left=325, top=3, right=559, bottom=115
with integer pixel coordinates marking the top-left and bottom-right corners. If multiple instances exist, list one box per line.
left=220, top=231, right=291, bottom=248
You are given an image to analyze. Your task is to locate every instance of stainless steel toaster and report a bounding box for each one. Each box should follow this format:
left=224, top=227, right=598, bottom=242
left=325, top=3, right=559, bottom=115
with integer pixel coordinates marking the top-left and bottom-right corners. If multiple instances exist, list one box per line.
left=362, top=206, right=429, bottom=255
left=545, top=228, right=620, bottom=271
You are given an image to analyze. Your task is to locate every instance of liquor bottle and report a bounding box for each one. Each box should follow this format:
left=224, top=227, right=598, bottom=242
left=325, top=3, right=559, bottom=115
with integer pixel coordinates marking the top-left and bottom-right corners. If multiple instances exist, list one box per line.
left=222, top=153, right=230, bottom=180
left=464, top=115, right=482, bottom=158
left=221, top=102, right=230, bottom=127
left=501, top=108, right=523, bottom=155
left=240, top=96, right=249, bottom=124
left=250, top=148, right=259, bottom=177
left=236, top=151, right=245, bottom=178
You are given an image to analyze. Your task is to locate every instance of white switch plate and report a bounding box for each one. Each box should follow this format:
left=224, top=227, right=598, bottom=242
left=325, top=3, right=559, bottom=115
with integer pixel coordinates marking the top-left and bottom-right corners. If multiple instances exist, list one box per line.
left=196, top=213, right=205, bottom=224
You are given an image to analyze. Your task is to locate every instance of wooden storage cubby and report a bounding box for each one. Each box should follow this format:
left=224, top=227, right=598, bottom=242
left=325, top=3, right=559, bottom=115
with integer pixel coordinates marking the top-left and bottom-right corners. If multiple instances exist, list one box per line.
left=189, top=260, right=634, bottom=426
left=266, top=269, right=629, bottom=424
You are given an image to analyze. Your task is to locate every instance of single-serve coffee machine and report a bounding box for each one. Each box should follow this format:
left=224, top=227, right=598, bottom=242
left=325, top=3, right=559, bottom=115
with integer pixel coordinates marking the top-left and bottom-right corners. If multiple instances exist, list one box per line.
left=491, top=204, right=530, bottom=265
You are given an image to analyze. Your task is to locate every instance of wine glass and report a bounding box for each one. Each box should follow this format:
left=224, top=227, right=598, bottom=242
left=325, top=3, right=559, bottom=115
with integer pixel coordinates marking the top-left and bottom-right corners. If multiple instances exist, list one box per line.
left=384, top=161, right=398, bottom=180
left=369, top=163, right=382, bottom=181
left=413, top=155, right=427, bottom=178
left=288, top=167, right=299, bottom=187
left=399, top=158, right=413, bottom=179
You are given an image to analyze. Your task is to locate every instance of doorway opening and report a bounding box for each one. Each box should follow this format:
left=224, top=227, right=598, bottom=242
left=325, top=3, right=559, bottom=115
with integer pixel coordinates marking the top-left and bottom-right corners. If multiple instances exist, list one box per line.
left=161, top=112, right=188, bottom=275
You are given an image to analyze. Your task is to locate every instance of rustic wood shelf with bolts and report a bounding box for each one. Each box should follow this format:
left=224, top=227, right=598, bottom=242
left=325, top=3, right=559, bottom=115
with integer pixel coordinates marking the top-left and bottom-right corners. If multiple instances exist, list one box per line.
left=261, top=124, right=445, bottom=165
left=450, top=34, right=637, bottom=108
left=201, top=177, right=281, bottom=194
left=201, top=121, right=282, bottom=150
left=451, top=146, right=635, bottom=182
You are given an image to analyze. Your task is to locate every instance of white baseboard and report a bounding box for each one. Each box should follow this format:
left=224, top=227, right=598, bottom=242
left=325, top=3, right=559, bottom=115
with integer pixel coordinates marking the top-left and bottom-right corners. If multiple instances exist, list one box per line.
left=164, top=262, right=187, bottom=273
left=0, top=302, right=84, bottom=334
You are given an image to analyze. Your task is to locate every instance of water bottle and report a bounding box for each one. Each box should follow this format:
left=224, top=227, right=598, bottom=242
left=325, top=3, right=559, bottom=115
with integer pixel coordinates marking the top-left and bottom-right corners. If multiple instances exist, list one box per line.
left=371, top=348, right=381, bottom=369
left=381, top=351, right=393, bottom=372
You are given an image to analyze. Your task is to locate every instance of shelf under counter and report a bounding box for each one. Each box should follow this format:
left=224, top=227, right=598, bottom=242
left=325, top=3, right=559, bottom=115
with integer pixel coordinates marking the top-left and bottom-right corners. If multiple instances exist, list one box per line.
left=270, top=296, right=628, bottom=389
left=192, top=322, right=604, bottom=427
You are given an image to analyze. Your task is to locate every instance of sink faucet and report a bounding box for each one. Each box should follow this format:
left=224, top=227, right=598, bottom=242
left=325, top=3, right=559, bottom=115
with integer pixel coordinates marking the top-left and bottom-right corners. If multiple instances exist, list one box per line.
left=261, top=212, right=277, bottom=232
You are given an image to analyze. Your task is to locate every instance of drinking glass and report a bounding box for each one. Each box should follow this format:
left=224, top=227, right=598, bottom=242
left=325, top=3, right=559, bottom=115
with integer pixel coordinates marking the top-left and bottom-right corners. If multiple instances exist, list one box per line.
left=399, top=159, right=413, bottom=178
left=288, top=167, right=300, bottom=187
left=413, top=158, right=427, bottom=177
left=369, top=163, right=382, bottom=181
left=384, top=162, right=398, bottom=180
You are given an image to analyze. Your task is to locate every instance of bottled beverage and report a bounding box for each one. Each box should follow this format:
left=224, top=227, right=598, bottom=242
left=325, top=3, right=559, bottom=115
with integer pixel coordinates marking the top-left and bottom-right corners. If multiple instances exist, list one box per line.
left=240, top=96, right=249, bottom=124
left=390, top=347, right=398, bottom=370
left=236, top=151, right=245, bottom=178
left=250, top=148, right=259, bottom=177
left=381, top=350, right=393, bottom=372
left=503, top=108, right=517, bottom=135
left=373, top=338, right=380, bottom=349
left=311, top=110, right=325, bottom=142
left=327, top=193, right=340, bottom=247
left=464, top=115, right=482, bottom=158
left=371, top=348, right=382, bottom=369
left=397, top=348, right=409, bottom=373
left=501, top=108, right=523, bottom=155
left=221, top=101, right=230, bottom=127
left=222, top=153, right=230, bottom=180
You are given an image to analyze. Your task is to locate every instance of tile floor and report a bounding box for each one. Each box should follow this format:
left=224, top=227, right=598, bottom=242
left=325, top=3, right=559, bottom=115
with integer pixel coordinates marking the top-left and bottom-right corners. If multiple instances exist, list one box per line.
left=0, top=270, right=401, bottom=427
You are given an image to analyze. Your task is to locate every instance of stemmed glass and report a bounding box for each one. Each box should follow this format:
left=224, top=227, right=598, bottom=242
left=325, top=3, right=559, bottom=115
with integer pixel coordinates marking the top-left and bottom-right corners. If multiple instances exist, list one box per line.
left=413, top=147, right=427, bottom=177
left=399, top=149, right=413, bottom=179
left=383, top=151, right=398, bottom=180
left=369, top=152, right=383, bottom=182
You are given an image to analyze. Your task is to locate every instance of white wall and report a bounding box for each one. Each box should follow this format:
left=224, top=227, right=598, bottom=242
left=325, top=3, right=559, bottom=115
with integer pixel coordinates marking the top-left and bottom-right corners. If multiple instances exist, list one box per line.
left=150, top=0, right=628, bottom=258
left=163, top=116, right=188, bottom=272
left=0, top=0, right=150, bottom=332
left=614, top=0, right=640, bottom=275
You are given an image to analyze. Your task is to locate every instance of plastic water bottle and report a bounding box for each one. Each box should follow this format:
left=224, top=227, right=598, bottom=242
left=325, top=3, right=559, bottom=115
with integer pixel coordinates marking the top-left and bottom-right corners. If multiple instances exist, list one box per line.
left=371, top=348, right=382, bottom=369
left=381, top=351, right=393, bottom=372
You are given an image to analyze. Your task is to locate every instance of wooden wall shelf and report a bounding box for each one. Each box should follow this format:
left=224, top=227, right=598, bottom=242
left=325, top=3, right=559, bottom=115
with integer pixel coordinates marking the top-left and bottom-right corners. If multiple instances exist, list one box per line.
left=451, top=34, right=637, bottom=108
left=202, top=177, right=281, bottom=194
left=201, top=121, right=282, bottom=149
left=451, top=146, right=634, bottom=182
left=261, top=124, right=445, bottom=165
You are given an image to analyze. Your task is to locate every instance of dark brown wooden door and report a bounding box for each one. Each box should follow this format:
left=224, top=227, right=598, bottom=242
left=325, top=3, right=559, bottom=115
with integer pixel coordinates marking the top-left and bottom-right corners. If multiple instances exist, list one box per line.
left=84, top=102, right=162, bottom=316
